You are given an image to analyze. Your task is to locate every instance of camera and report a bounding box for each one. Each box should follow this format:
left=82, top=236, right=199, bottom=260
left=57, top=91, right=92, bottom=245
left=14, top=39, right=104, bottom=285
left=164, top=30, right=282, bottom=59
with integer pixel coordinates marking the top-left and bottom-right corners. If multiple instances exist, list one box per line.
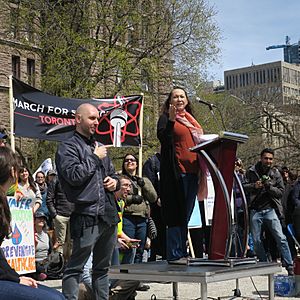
left=260, top=175, right=270, bottom=183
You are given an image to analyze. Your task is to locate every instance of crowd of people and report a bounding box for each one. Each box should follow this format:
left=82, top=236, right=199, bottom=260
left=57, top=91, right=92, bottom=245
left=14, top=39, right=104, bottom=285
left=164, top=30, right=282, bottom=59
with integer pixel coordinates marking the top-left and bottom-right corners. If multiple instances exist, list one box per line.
left=1, top=88, right=300, bottom=300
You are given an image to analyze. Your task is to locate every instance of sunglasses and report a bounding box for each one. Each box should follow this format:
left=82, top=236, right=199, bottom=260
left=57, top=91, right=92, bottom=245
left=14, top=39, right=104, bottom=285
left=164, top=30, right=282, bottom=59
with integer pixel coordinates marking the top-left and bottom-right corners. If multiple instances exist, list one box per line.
left=124, top=158, right=136, bottom=163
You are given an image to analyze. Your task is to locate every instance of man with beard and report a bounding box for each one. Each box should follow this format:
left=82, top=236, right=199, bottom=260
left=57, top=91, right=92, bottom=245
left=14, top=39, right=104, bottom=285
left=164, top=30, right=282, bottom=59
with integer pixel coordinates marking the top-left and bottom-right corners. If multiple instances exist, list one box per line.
left=243, top=148, right=294, bottom=275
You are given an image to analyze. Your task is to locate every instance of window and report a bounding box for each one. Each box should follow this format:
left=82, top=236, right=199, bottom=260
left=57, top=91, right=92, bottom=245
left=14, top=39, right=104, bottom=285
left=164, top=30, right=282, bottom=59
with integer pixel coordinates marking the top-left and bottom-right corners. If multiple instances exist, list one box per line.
left=25, top=15, right=34, bottom=42
left=27, top=58, right=35, bottom=86
left=12, top=55, right=20, bottom=79
left=10, top=6, right=19, bottom=39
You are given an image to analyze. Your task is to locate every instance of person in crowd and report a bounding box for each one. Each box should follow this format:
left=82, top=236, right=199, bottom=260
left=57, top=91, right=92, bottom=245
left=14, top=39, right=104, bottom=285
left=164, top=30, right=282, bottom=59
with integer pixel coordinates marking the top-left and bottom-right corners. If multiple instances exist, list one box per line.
left=35, top=171, right=51, bottom=226
left=46, top=169, right=57, bottom=184
left=81, top=175, right=140, bottom=300
left=46, top=176, right=74, bottom=261
left=243, top=148, right=294, bottom=275
left=0, top=130, right=7, bottom=147
left=232, top=158, right=247, bottom=256
left=142, top=151, right=166, bottom=261
left=18, top=166, right=42, bottom=213
left=33, top=211, right=51, bottom=281
left=121, top=153, right=157, bottom=292
left=280, top=166, right=296, bottom=226
left=0, top=147, right=65, bottom=299
left=56, top=103, right=120, bottom=300
left=121, top=153, right=157, bottom=264
left=289, top=175, right=300, bottom=247
left=157, top=87, right=206, bottom=264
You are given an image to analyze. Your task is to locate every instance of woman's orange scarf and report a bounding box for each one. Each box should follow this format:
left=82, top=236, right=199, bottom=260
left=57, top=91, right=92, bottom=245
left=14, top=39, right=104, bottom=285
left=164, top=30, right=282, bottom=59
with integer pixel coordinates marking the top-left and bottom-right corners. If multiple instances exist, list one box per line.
left=176, top=111, right=208, bottom=201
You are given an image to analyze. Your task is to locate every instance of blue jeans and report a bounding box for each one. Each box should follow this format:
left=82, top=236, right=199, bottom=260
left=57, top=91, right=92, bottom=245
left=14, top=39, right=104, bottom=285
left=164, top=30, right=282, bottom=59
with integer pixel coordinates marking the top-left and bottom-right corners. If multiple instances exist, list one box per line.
left=0, top=281, right=65, bottom=300
left=250, top=208, right=293, bottom=267
left=122, top=215, right=147, bottom=264
left=62, top=221, right=117, bottom=300
left=166, top=173, right=198, bottom=261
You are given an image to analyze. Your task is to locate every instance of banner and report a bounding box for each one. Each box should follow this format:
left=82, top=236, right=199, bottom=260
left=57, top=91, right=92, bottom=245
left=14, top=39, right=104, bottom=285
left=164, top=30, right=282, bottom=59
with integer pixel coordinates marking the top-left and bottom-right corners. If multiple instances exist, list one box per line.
left=13, top=78, right=143, bottom=146
left=1, top=196, right=36, bottom=274
left=33, top=158, right=53, bottom=180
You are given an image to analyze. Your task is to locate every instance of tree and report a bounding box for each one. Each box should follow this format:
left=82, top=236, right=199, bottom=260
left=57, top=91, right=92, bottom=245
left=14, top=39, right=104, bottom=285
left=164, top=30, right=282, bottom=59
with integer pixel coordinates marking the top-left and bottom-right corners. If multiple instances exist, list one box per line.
left=0, top=0, right=220, bottom=169
left=196, top=86, right=300, bottom=170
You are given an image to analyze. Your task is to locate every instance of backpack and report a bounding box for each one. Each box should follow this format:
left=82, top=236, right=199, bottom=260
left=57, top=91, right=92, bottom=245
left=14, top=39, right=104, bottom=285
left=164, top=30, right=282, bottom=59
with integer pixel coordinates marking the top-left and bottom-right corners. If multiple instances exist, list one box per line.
left=45, top=251, right=65, bottom=279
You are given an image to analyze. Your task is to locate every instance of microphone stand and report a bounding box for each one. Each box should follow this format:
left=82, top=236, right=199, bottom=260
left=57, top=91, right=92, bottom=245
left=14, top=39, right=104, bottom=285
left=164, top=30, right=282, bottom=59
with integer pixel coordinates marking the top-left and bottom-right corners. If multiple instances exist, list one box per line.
left=214, top=105, right=227, bottom=132
left=207, top=104, right=227, bottom=132
left=196, top=98, right=227, bottom=131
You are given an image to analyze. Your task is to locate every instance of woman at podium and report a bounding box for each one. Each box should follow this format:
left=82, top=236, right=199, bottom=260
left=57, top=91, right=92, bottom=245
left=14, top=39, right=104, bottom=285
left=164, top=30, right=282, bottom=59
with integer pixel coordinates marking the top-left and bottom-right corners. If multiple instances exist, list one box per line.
left=157, top=87, right=205, bottom=263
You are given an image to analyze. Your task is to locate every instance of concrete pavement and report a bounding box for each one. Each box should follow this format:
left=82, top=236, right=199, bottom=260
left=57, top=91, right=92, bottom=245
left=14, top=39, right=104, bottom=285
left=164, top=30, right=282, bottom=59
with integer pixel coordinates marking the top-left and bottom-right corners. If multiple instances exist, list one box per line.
left=43, top=269, right=299, bottom=300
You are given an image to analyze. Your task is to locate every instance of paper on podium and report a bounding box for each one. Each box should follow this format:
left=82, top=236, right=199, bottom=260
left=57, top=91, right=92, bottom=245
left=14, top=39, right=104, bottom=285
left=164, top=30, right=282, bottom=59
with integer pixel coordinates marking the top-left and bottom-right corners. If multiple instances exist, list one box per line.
left=199, top=134, right=219, bottom=142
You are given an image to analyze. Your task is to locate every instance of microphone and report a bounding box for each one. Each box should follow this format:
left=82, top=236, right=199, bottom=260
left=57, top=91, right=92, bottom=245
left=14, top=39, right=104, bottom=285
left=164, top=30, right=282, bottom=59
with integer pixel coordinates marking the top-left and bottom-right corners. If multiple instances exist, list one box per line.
left=196, top=97, right=216, bottom=108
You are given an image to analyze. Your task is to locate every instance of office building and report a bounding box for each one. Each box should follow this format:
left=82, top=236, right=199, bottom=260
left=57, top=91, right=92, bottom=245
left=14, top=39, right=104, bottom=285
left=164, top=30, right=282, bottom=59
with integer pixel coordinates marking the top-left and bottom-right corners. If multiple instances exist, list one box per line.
left=224, top=61, right=300, bottom=104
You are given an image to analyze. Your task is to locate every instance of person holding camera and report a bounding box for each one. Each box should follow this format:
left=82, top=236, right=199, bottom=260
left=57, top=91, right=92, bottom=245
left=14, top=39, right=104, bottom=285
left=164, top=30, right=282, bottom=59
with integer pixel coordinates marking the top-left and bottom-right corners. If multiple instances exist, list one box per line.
left=120, top=154, right=157, bottom=266
left=243, top=148, right=294, bottom=275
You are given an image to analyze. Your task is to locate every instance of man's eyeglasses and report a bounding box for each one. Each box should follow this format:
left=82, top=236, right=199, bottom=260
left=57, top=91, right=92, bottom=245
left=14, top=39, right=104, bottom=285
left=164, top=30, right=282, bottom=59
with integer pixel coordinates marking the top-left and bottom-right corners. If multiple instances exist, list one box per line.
left=124, top=158, right=136, bottom=163
left=121, top=183, right=132, bottom=188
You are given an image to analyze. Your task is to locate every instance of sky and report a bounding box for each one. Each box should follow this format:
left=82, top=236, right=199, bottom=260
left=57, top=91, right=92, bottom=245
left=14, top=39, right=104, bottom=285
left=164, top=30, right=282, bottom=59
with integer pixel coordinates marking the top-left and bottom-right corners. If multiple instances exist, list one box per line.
left=209, top=0, right=300, bottom=83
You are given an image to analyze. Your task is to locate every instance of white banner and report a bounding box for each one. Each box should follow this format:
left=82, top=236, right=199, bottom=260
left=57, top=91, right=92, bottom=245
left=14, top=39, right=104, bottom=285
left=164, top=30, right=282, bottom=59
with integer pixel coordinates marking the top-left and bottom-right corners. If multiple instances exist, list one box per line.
left=33, top=158, right=53, bottom=180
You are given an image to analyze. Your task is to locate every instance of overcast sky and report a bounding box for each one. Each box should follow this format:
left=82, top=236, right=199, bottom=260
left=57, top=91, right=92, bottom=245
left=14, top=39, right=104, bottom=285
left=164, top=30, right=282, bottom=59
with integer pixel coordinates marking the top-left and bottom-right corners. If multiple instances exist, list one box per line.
left=209, top=0, right=300, bottom=82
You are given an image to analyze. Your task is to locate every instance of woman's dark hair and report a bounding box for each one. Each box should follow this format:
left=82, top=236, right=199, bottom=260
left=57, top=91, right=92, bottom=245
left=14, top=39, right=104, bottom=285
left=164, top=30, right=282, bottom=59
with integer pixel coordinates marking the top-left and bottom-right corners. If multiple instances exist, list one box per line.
left=19, top=166, right=37, bottom=193
left=121, top=153, right=139, bottom=176
left=36, top=171, right=45, bottom=179
left=0, top=147, right=19, bottom=244
left=161, top=87, right=193, bottom=115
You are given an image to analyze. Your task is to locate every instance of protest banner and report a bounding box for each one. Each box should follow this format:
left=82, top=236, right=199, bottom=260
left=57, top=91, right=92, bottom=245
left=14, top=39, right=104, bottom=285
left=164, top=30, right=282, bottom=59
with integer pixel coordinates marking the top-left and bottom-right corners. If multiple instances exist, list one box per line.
left=12, top=77, right=143, bottom=146
left=33, top=158, right=53, bottom=180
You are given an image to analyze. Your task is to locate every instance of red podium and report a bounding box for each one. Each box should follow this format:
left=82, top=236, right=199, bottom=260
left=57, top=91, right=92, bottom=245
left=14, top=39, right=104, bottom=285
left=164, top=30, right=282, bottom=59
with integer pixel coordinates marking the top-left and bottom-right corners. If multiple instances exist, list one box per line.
left=190, top=132, right=248, bottom=260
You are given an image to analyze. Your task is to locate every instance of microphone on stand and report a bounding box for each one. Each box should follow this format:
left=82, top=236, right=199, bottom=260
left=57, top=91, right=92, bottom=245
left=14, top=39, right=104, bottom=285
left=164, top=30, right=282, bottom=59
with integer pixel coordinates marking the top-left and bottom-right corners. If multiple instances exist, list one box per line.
left=196, top=97, right=216, bottom=110
left=195, top=97, right=227, bottom=131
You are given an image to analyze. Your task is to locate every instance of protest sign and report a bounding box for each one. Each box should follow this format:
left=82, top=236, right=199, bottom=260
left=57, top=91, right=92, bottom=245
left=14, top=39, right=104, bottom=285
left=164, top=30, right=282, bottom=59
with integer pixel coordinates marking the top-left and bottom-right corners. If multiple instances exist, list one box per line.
left=1, top=197, right=35, bottom=274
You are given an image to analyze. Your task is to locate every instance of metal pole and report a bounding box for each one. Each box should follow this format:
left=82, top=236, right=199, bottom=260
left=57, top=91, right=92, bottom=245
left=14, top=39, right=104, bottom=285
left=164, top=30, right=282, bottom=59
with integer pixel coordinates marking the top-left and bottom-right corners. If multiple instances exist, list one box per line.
left=9, top=75, right=15, bottom=152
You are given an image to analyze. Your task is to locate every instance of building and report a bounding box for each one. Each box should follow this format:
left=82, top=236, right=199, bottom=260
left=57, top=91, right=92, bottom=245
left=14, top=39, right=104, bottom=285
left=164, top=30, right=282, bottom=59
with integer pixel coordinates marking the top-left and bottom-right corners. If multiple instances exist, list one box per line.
left=0, top=1, right=174, bottom=164
left=266, top=36, right=300, bottom=65
left=224, top=61, right=300, bottom=165
left=0, top=1, right=41, bottom=158
left=224, top=61, right=300, bottom=105
left=284, top=42, right=300, bottom=64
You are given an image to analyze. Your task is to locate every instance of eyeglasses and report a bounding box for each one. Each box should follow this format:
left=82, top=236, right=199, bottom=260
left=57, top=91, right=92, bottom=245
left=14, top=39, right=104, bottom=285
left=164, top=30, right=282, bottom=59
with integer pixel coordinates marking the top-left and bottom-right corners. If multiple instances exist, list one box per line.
left=121, top=183, right=132, bottom=188
left=124, top=158, right=136, bottom=163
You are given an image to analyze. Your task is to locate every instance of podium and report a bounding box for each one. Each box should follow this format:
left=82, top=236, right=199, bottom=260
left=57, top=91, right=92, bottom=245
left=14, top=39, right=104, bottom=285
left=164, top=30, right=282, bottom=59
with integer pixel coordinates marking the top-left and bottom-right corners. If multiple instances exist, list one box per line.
left=190, top=132, right=248, bottom=260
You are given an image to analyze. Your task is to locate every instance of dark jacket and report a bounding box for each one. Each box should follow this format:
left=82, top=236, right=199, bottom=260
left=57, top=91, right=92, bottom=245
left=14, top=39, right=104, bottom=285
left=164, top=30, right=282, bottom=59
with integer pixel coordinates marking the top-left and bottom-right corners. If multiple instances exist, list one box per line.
left=142, top=153, right=161, bottom=197
left=243, top=162, right=284, bottom=218
left=123, top=176, right=157, bottom=218
left=55, top=131, right=119, bottom=216
left=157, top=113, right=186, bottom=226
left=46, top=178, right=74, bottom=218
left=290, top=179, right=300, bottom=217
left=0, top=248, right=19, bottom=282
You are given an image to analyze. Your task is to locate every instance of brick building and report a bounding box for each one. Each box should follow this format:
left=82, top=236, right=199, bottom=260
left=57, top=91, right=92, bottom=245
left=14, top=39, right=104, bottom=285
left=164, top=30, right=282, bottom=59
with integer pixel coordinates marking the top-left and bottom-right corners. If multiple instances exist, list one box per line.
left=0, top=1, right=174, bottom=164
left=0, top=1, right=41, bottom=159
